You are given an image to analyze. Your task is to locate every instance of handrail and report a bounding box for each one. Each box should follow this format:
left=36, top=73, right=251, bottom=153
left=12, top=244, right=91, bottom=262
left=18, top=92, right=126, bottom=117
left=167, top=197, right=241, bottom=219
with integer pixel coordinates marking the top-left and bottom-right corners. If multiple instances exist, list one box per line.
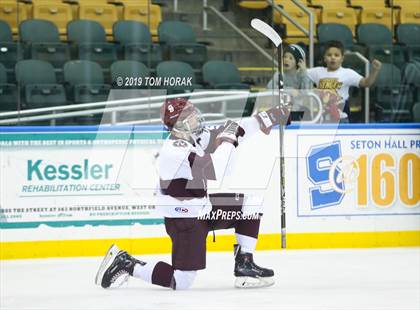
left=203, top=0, right=209, bottom=31
left=267, top=0, right=308, bottom=36
left=266, top=0, right=314, bottom=67
left=116, top=113, right=226, bottom=126
left=0, top=92, right=271, bottom=124
left=0, top=91, right=322, bottom=125
left=306, top=91, right=322, bottom=123
left=290, top=0, right=314, bottom=68
left=203, top=5, right=277, bottom=66
left=345, top=51, right=370, bottom=123
left=0, top=91, right=247, bottom=118
left=0, top=92, right=257, bottom=124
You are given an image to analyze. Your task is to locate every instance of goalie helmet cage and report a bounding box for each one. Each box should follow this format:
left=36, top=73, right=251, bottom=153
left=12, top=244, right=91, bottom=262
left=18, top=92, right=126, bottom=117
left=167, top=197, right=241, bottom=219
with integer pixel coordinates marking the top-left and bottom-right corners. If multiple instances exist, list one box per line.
left=250, top=18, right=286, bottom=249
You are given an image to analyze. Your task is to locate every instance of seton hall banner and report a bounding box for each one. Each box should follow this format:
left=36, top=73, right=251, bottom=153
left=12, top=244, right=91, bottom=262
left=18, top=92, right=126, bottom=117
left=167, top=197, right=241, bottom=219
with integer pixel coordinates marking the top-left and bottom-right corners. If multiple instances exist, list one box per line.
left=290, top=124, right=420, bottom=217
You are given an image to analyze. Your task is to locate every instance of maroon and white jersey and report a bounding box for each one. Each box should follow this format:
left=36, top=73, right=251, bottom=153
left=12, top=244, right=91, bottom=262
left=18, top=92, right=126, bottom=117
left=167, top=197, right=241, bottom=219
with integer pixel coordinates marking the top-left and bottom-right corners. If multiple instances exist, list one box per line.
left=156, top=117, right=261, bottom=218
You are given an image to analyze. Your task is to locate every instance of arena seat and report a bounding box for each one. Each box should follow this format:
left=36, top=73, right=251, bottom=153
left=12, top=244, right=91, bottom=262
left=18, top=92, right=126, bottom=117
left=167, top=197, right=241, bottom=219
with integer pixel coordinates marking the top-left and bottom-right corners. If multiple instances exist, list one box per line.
left=0, top=20, right=21, bottom=73
left=412, top=103, right=420, bottom=122
left=0, top=63, right=7, bottom=83
left=396, top=24, right=420, bottom=46
left=348, top=0, right=386, bottom=7
left=202, top=60, right=251, bottom=117
left=67, top=20, right=117, bottom=68
left=359, top=7, right=394, bottom=29
left=402, top=61, right=420, bottom=120
left=309, top=0, right=347, bottom=7
left=390, top=0, right=419, bottom=8
left=321, top=8, right=358, bottom=34
left=62, top=0, right=101, bottom=21
left=110, top=60, right=150, bottom=88
left=237, top=1, right=270, bottom=9
left=309, top=0, right=348, bottom=22
left=0, top=1, right=28, bottom=34
left=158, top=21, right=207, bottom=70
left=63, top=60, right=111, bottom=104
left=373, top=63, right=414, bottom=122
left=317, top=23, right=354, bottom=49
left=342, top=53, right=365, bottom=76
left=113, top=20, right=162, bottom=68
left=0, top=20, right=12, bottom=43
left=31, top=1, right=73, bottom=36
left=273, top=6, right=319, bottom=38
left=63, top=60, right=110, bottom=124
left=19, top=19, right=70, bottom=68
left=399, top=7, right=420, bottom=24
left=396, top=23, right=420, bottom=61
left=77, top=2, right=119, bottom=36
left=120, top=3, right=162, bottom=40
left=109, top=0, right=151, bottom=3
left=15, top=59, right=66, bottom=109
left=202, top=60, right=249, bottom=89
left=357, top=23, right=406, bottom=68
left=109, top=59, right=159, bottom=121
left=0, top=62, right=17, bottom=112
left=156, top=61, right=201, bottom=94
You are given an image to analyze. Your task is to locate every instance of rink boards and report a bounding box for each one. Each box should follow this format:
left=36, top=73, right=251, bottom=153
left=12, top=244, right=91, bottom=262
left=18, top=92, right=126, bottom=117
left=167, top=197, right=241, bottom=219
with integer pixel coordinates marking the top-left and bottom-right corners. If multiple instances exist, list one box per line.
left=0, top=123, right=419, bottom=259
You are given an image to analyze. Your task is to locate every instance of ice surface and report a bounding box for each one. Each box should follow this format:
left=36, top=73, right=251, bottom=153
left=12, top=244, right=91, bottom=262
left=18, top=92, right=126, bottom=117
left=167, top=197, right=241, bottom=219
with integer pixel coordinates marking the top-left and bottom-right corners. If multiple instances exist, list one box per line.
left=1, top=248, right=419, bottom=310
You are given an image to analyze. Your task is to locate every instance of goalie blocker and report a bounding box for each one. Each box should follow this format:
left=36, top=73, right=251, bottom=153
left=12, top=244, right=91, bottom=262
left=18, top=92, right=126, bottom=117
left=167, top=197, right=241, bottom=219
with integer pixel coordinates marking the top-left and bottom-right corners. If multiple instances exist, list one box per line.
left=255, top=106, right=291, bottom=135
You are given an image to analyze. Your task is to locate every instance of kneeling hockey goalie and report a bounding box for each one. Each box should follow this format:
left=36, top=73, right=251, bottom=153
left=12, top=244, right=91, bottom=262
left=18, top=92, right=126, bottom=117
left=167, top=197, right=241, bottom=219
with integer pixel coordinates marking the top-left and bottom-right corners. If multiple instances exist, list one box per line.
left=95, top=97, right=290, bottom=289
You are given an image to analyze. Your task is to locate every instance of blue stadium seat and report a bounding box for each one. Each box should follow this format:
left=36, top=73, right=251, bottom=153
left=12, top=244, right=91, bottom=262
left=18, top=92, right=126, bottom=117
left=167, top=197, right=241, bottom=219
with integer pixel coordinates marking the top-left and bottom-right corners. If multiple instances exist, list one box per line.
left=63, top=60, right=111, bottom=124
left=67, top=20, right=117, bottom=69
left=15, top=60, right=66, bottom=110
left=396, top=24, right=420, bottom=61
left=158, top=21, right=207, bottom=70
left=19, top=19, right=70, bottom=68
left=113, top=20, right=162, bottom=69
left=357, top=23, right=406, bottom=68
left=373, top=63, right=414, bottom=122
left=0, top=20, right=21, bottom=77
left=0, top=62, right=17, bottom=112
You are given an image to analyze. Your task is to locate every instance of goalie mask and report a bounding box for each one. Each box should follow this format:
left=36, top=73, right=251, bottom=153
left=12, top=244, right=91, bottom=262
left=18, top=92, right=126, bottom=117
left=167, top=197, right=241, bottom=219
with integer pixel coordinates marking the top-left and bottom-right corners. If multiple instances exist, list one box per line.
left=160, top=97, right=204, bottom=139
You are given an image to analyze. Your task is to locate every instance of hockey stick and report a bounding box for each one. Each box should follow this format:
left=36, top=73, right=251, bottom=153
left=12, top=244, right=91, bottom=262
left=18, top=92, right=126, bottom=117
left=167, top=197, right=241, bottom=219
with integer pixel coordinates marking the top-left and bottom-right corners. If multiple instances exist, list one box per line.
left=250, top=18, right=287, bottom=249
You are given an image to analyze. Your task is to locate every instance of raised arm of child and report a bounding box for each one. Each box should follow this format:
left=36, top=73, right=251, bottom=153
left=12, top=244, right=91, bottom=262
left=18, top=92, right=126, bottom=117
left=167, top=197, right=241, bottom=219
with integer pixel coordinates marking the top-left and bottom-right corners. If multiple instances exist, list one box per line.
left=359, top=59, right=382, bottom=88
left=297, top=59, right=313, bottom=89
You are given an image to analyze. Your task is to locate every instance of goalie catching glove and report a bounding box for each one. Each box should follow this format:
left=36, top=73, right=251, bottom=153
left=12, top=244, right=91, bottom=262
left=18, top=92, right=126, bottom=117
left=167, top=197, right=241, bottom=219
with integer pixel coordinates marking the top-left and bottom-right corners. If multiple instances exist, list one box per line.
left=215, top=120, right=245, bottom=147
left=255, top=106, right=291, bottom=135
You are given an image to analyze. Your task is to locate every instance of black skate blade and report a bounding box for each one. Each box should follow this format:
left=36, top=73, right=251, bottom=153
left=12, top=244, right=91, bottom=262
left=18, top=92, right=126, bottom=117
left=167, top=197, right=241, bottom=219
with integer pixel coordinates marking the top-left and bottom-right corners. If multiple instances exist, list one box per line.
left=95, top=244, right=120, bottom=287
left=234, top=276, right=275, bottom=289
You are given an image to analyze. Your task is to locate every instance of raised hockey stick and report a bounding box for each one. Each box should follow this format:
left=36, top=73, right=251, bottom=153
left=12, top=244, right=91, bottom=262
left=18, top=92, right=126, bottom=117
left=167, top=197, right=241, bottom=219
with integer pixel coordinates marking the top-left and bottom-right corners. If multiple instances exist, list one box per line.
left=250, top=18, right=287, bottom=249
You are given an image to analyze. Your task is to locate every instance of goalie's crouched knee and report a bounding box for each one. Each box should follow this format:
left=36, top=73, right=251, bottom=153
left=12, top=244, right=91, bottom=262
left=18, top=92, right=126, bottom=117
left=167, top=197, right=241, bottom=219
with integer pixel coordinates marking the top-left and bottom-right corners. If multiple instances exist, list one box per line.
left=172, top=270, right=197, bottom=290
